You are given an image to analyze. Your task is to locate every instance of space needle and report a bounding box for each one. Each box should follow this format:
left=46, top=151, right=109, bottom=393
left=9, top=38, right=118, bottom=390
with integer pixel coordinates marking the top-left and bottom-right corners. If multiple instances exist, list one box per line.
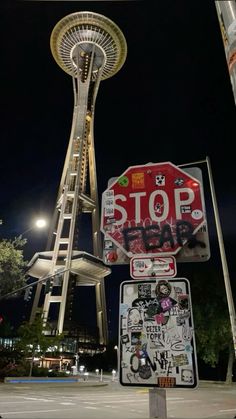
left=27, top=11, right=127, bottom=347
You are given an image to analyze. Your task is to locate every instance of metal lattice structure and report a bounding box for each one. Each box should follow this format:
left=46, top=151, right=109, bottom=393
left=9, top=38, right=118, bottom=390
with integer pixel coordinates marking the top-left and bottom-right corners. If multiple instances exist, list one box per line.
left=28, top=11, right=127, bottom=346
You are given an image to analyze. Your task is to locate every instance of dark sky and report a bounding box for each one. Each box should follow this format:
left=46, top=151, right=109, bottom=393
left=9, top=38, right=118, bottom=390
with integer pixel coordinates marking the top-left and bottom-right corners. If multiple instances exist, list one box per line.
left=1, top=1, right=236, bottom=340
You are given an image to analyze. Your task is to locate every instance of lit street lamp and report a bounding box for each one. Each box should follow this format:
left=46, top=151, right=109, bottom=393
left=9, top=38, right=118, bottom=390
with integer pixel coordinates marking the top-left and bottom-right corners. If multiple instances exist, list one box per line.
left=35, top=219, right=47, bottom=229
left=19, top=218, right=48, bottom=237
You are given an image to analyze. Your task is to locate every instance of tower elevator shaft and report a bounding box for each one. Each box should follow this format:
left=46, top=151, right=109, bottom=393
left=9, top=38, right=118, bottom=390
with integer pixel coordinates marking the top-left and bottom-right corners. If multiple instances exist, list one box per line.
left=30, top=48, right=110, bottom=344
left=44, top=49, right=105, bottom=335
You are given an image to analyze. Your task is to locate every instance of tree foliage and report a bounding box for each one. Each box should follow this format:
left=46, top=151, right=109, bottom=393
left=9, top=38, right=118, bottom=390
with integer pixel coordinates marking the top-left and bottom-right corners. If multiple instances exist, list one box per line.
left=0, top=316, right=15, bottom=338
left=191, top=266, right=234, bottom=377
left=0, top=236, right=27, bottom=296
left=15, top=311, right=64, bottom=376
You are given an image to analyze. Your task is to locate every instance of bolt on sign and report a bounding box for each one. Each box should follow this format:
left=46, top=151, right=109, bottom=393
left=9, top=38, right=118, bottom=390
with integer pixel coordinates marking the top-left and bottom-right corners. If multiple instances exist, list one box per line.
left=101, top=162, right=206, bottom=257
left=119, top=278, right=198, bottom=388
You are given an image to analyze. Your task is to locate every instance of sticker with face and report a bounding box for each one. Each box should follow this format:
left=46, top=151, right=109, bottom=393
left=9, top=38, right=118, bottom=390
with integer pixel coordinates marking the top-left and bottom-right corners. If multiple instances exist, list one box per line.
left=159, top=284, right=170, bottom=295
left=155, top=174, right=165, bottom=186
left=155, top=280, right=172, bottom=298
left=181, top=369, right=193, bottom=383
left=127, top=308, right=143, bottom=331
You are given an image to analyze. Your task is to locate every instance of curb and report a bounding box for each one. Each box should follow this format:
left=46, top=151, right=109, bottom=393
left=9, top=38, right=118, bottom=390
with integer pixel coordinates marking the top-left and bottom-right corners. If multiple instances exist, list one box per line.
left=4, top=376, right=108, bottom=385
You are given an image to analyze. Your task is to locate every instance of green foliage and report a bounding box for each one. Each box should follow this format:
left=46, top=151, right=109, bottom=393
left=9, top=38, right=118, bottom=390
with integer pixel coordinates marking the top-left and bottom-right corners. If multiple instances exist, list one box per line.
left=32, top=366, right=49, bottom=377
left=0, top=317, right=15, bottom=337
left=191, top=267, right=232, bottom=367
left=48, top=370, right=67, bottom=377
left=2, top=360, right=30, bottom=377
left=194, top=308, right=231, bottom=366
left=15, top=311, right=64, bottom=377
left=0, top=351, right=24, bottom=378
left=16, top=312, right=64, bottom=358
left=0, top=236, right=27, bottom=296
left=0, top=348, right=51, bottom=378
left=0, top=360, right=49, bottom=378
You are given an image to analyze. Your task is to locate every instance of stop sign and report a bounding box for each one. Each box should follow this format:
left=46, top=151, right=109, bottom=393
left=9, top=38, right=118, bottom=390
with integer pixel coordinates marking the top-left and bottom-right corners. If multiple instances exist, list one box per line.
left=101, top=162, right=206, bottom=256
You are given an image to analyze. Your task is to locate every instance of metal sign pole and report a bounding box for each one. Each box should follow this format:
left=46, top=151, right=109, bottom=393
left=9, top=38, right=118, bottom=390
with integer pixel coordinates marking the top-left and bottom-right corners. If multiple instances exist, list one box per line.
left=149, top=388, right=167, bottom=419
left=179, top=157, right=236, bottom=358
left=206, top=156, right=236, bottom=357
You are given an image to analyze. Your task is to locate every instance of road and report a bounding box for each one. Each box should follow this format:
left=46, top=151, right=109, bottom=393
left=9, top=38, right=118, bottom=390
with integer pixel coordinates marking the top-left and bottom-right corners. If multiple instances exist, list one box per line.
left=0, top=379, right=235, bottom=419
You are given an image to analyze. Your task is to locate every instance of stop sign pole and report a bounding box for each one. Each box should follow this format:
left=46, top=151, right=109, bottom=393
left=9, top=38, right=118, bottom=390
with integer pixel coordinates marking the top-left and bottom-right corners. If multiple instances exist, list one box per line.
left=180, top=156, right=236, bottom=359
left=101, top=161, right=206, bottom=257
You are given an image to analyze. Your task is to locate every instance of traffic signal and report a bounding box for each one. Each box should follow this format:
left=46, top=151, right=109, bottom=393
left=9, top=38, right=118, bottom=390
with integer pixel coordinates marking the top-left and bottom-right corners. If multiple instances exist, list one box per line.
left=24, top=285, right=33, bottom=301
left=44, top=278, right=53, bottom=294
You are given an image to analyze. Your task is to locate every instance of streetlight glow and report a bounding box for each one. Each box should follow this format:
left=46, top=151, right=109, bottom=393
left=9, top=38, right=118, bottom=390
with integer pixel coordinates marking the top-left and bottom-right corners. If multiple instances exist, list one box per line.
left=19, top=218, right=48, bottom=237
left=35, top=219, right=47, bottom=229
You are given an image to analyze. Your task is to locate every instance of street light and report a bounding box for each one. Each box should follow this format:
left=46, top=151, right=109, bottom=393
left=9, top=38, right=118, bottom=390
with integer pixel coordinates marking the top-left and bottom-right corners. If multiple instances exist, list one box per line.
left=35, top=219, right=47, bottom=229
left=19, top=218, right=48, bottom=237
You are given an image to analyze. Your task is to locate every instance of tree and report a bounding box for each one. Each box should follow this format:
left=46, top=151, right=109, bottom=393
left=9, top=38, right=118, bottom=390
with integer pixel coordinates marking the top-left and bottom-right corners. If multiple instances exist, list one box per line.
left=0, top=236, right=27, bottom=296
left=15, top=311, right=64, bottom=377
left=191, top=266, right=235, bottom=383
left=0, top=316, right=14, bottom=338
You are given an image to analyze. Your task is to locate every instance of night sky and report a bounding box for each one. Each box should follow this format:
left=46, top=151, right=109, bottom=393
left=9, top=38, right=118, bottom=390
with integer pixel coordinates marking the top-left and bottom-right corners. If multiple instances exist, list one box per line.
left=1, top=1, right=236, bottom=341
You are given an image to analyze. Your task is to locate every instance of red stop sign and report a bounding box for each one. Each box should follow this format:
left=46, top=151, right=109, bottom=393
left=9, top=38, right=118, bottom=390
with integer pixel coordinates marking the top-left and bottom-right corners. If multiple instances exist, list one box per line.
left=101, top=162, right=206, bottom=256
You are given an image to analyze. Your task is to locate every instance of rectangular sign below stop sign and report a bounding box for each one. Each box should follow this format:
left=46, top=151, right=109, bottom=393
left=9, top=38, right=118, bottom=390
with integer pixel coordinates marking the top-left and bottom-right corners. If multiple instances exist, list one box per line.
left=119, top=278, right=198, bottom=388
left=130, top=255, right=177, bottom=279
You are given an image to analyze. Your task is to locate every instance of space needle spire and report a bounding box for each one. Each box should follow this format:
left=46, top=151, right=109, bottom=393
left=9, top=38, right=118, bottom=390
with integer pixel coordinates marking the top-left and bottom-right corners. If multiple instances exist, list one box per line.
left=28, top=11, right=127, bottom=346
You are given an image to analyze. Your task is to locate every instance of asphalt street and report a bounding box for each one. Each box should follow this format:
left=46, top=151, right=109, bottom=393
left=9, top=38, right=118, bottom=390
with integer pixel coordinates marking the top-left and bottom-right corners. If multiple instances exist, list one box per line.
left=0, top=379, right=235, bottom=419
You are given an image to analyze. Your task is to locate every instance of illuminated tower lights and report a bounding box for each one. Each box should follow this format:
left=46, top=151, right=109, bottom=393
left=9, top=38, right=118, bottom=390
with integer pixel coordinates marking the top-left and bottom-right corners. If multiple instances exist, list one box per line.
left=28, top=11, right=127, bottom=347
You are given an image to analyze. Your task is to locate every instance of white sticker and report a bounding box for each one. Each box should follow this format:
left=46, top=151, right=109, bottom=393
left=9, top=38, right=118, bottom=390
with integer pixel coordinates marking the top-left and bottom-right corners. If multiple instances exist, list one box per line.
left=191, top=209, right=203, bottom=220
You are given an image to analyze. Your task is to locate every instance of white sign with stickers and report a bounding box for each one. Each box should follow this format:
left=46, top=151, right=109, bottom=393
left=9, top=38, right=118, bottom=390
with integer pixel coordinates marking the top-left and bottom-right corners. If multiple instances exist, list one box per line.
left=119, top=278, right=198, bottom=388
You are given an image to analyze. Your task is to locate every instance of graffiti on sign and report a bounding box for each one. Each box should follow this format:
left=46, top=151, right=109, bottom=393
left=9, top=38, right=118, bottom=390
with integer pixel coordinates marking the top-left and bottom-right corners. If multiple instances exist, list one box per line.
left=119, top=278, right=198, bottom=388
left=103, top=167, right=210, bottom=265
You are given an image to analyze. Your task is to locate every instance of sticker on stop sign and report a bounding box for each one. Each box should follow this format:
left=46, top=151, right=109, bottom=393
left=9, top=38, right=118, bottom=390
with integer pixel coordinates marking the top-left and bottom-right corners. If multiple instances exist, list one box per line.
left=101, top=162, right=206, bottom=256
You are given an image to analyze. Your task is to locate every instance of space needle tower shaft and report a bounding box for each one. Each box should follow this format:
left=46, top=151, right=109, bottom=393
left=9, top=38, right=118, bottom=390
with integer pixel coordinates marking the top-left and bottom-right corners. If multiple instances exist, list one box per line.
left=29, top=11, right=127, bottom=343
